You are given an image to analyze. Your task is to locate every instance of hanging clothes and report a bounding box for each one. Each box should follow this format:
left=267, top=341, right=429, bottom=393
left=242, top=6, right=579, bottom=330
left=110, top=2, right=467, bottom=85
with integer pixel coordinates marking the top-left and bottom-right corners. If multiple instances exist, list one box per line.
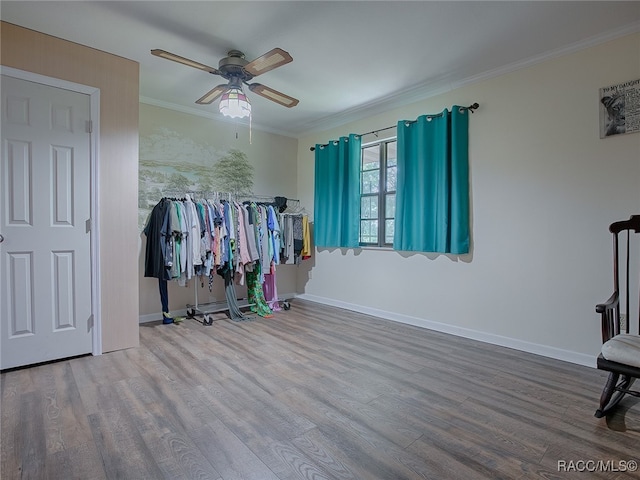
left=246, top=262, right=273, bottom=318
left=143, top=197, right=172, bottom=280
left=262, top=270, right=281, bottom=311
left=258, top=205, right=270, bottom=270
left=267, top=206, right=281, bottom=266
left=301, top=215, right=311, bottom=260
left=234, top=204, right=252, bottom=285
left=242, top=203, right=260, bottom=262
left=158, top=279, right=174, bottom=324
left=143, top=198, right=176, bottom=322
left=144, top=195, right=310, bottom=323
left=218, top=265, right=253, bottom=321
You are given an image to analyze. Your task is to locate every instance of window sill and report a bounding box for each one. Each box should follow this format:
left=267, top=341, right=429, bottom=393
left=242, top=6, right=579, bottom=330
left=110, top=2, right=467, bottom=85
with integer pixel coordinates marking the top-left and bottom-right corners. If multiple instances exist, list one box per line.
left=358, top=245, right=394, bottom=251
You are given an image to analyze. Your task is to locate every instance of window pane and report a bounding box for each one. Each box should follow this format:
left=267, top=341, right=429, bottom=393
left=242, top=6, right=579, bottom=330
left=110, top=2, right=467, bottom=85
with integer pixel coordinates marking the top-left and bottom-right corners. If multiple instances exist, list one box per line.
left=362, top=170, right=379, bottom=194
left=361, top=196, right=378, bottom=220
left=361, top=197, right=369, bottom=219
left=362, top=146, right=379, bottom=170
left=360, top=220, right=378, bottom=244
left=385, top=194, right=395, bottom=218
left=359, top=138, right=396, bottom=247
left=386, top=165, right=397, bottom=191
left=385, top=220, right=394, bottom=244
left=386, top=141, right=397, bottom=167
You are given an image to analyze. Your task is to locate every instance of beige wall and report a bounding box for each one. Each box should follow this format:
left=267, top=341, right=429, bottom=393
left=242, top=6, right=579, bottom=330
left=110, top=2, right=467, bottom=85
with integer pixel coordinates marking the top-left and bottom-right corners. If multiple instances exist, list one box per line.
left=297, top=32, right=640, bottom=366
left=1, top=21, right=140, bottom=352
left=138, top=103, right=300, bottom=318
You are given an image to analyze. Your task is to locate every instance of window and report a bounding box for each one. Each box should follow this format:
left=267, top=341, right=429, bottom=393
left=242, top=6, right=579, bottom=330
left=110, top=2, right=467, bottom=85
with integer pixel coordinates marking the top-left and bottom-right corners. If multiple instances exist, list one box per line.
left=359, top=139, right=396, bottom=246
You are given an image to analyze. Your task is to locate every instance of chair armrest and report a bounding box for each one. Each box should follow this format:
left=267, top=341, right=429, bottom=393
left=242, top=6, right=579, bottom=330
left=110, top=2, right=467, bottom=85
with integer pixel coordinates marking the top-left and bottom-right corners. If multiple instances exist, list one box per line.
left=597, top=291, right=620, bottom=342
left=596, top=291, right=618, bottom=314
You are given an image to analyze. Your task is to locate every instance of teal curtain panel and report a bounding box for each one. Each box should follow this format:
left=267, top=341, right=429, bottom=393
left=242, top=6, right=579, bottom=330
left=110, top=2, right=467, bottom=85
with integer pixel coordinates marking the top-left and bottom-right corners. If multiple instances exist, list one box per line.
left=394, top=107, right=470, bottom=254
left=314, top=134, right=362, bottom=248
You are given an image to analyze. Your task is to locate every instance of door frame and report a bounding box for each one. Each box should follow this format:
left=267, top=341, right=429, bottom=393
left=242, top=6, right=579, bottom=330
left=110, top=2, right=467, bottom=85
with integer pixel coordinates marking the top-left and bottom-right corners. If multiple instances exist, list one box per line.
left=1, top=66, right=102, bottom=356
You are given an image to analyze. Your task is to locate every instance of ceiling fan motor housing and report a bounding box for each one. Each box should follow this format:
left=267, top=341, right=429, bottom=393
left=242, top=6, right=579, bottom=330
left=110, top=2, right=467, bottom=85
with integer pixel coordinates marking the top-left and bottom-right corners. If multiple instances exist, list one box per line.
left=218, top=50, right=253, bottom=81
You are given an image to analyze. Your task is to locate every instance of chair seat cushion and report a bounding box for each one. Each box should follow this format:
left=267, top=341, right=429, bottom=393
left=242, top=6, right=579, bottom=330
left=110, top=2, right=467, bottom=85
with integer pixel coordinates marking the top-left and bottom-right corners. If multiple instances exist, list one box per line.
left=601, top=334, right=640, bottom=369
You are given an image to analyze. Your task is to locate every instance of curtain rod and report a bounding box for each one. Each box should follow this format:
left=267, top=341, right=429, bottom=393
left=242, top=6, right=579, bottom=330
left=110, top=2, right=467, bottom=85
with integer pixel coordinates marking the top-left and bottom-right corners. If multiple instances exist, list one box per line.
left=309, top=102, right=479, bottom=151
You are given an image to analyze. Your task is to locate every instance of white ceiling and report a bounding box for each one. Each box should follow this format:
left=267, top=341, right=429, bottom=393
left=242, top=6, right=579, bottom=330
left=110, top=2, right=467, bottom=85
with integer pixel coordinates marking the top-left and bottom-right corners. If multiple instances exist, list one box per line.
left=2, top=1, right=639, bottom=137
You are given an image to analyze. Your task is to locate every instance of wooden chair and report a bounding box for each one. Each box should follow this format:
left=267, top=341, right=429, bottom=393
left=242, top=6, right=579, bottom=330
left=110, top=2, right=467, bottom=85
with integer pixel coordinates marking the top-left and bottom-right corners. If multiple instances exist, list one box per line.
left=594, top=215, right=640, bottom=418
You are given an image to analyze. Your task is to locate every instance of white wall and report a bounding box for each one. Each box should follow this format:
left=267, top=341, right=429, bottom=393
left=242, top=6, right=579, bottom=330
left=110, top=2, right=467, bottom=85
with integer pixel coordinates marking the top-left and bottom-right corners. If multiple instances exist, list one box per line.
left=138, top=103, right=299, bottom=318
left=296, top=32, right=640, bottom=366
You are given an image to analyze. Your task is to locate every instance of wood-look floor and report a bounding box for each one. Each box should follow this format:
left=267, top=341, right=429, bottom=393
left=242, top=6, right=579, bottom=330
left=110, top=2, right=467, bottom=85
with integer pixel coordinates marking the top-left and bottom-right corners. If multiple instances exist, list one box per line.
left=2, top=299, right=640, bottom=480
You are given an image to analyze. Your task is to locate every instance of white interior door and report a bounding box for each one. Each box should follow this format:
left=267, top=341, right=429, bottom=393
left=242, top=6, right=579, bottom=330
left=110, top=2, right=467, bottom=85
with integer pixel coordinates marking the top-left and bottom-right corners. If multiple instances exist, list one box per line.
left=1, top=75, right=93, bottom=369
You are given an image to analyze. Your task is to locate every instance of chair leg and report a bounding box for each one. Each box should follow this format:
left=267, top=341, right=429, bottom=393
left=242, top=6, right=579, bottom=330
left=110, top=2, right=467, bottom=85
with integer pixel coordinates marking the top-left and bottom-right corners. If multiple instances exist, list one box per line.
left=595, top=373, right=634, bottom=418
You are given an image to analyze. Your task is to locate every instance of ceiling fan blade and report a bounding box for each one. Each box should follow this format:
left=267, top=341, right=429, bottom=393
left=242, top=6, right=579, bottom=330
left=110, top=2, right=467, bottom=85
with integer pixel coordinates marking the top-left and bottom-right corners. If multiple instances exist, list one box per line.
left=244, top=48, right=293, bottom=77
left=196, top=85, right=228, bottom=105
left=248, top=83, right=299, bottom=108
left=151, top=49, right=220, bottom=75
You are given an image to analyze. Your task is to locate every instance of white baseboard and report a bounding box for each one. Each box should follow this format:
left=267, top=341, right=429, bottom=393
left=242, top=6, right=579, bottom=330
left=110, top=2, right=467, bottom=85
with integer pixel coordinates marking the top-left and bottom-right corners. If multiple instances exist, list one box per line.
left=139, top=292, right=298, bottom=324
left=297, top=293, right=596, bottom=368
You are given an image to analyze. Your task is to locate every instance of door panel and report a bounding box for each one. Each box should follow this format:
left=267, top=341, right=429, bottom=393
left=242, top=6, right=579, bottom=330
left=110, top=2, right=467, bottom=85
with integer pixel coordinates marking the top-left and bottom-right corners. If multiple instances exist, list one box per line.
left=1, top=75, right=93, bottom=369
left=7, top=252, right=35, bottom=336
left=6, top=139, right=32, bottom=225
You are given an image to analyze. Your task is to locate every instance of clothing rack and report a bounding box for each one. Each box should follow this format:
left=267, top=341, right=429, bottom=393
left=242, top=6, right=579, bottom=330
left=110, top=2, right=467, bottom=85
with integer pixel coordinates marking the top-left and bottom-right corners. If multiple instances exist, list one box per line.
left=186, top=291, right=253, bottom=326
left=161, top=190, right=300, bottom=205
left=152, top=193, right=302, bottom=325
left=309, top=102, right=479, bottom=151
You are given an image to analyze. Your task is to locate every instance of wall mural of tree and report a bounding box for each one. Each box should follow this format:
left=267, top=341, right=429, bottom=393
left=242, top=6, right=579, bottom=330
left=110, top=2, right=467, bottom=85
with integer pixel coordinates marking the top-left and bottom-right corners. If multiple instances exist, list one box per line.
left=212, top=149, right=254, bottom=196
left=139, top=127, right=254, bottom=229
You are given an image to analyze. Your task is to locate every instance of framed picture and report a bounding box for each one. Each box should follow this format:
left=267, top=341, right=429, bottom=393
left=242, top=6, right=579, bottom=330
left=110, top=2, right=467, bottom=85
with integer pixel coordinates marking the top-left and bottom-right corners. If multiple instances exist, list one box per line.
left=599, top=78, right=640, bottom=138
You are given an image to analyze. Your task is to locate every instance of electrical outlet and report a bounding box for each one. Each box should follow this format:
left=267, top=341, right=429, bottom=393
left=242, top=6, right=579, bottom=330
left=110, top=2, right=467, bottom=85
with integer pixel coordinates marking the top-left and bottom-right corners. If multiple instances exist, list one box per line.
left=620, top=313, right=627, bottom=331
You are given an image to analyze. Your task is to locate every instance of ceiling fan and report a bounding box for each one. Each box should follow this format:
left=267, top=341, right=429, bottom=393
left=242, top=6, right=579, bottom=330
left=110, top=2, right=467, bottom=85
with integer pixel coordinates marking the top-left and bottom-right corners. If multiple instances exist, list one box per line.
left=151, top=47, right=299, bottom=116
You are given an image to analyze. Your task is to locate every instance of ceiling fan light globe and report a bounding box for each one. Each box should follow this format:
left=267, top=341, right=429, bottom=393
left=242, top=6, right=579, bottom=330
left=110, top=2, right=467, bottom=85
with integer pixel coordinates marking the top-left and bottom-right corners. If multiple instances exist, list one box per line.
left=219, top=87, right=252, bottom=118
